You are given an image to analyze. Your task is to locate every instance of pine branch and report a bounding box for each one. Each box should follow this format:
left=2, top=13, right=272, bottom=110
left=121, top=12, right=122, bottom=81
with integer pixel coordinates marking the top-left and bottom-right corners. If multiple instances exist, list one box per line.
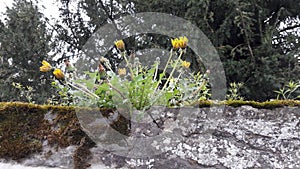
left=279, top=24, right=300, bottom=33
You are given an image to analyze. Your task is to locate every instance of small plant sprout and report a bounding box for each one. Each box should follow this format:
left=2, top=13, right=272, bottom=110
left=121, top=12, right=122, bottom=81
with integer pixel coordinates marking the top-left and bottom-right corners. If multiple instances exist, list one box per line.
left=12, top=82, right=35, bottom=103
left=275, top=81, right=300, bottom=100
left=227, top=82, right=244, bottom=100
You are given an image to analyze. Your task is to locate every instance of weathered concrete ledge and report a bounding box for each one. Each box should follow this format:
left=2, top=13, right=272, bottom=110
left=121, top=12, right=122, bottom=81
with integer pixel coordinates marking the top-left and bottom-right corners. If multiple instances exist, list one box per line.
left=0, top=102, right=299, bottom=168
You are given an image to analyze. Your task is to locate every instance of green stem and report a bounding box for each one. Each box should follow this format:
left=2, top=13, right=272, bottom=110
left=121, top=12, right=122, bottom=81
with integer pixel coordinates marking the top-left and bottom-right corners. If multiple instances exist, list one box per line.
left=145, top=50, right=184, bottom=110
left=122, top=52, right=134, bottom=80
left=176, top=70, right=184, bottom=81
left=155, top=49, right=173, bottom=90
left=139, top=85, right=146, bottom=110
left=106, top=82, right=127, bottom=100
left=153, top=62, right=159, bottom=81
left=67, top=82, right=99, bottom=98
left=163, top=48, right=173, bottom=75
left=193, top=83, right=205, bottom=97
left=161, top=50, right=184, bottom=91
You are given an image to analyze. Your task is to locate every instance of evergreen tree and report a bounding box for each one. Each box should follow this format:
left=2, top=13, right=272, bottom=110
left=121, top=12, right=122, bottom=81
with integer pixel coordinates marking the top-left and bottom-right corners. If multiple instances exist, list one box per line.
left=0, top=0, right=53, bottom=103
left=132, top=0, right=300, bottom=100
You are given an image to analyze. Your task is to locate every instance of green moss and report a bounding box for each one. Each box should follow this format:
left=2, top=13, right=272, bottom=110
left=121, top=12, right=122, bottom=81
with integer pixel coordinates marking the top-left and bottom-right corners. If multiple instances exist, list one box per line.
left=0, top=102, right=47, bottom=159
left=0, top=102, right=129, bottom=161
left=190, top=100, right=213, bottom=108
left=190, top=100, right=300, bottom=109
left=225, top=100, right=300, bottom=109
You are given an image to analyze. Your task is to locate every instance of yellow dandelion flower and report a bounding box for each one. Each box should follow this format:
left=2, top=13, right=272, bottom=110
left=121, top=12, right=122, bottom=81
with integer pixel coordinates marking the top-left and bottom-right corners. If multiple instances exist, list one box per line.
left=182, top=60, right=191, bottom=69
left=118, top=68, right=126, bottom=76
left=53, top=68, right=65, bottom=80
left=171, top=38, right=180, bottom=49
left=171, top=36, right=188, bottom=49
left=115, top=40, right=125, bottom=51
left=40, top=60, right=52, bottom=72
left=179, top=36, right=188, bottom=49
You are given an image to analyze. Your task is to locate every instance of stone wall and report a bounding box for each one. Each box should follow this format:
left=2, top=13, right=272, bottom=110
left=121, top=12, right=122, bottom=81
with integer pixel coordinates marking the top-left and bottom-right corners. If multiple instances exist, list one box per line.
left=0, top=102, right=299, bottom=168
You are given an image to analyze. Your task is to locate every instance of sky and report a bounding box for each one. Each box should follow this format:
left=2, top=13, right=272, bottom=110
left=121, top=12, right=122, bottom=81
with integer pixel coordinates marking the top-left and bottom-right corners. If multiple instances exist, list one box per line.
left=0, top=0, right=60, bottom=22
left=0, top=0, right=78, bottom=63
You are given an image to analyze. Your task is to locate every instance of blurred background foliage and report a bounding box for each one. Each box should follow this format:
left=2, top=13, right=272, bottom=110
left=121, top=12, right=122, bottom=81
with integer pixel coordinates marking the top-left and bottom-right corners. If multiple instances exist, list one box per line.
left=0, top=0, right=54, bottom=103
left=0, top=0, right=299, bottom=102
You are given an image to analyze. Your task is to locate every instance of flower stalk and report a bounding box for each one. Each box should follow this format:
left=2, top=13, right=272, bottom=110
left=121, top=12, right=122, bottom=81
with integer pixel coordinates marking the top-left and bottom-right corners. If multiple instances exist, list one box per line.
left=161, top=49, right=184, bottom=91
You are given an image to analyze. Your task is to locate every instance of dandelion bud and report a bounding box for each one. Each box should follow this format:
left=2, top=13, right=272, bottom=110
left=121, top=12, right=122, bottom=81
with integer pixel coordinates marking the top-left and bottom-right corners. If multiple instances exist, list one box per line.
left=206, top=69, right=210, bottom=74
left=155, top=57, right=160, bottom=64
left=182, top=60, right=191, bottom=69
left=133, top=57, right=140, bottom=65
left=118, top=68, right=126, bottom=76
left=100, top=57, right=112, bottom=71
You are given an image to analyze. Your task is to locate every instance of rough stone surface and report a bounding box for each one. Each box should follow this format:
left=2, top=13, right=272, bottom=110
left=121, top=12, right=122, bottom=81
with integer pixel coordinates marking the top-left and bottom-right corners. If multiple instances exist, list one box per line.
left=1, top=105, right=300, bottom=169
left=87, top=106, right=300, bottom=169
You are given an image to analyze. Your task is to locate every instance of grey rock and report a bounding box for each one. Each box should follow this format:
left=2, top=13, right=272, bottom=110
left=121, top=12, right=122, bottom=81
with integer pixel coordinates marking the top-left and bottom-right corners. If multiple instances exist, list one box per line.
left=90, top=106, right=300, bottom=169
